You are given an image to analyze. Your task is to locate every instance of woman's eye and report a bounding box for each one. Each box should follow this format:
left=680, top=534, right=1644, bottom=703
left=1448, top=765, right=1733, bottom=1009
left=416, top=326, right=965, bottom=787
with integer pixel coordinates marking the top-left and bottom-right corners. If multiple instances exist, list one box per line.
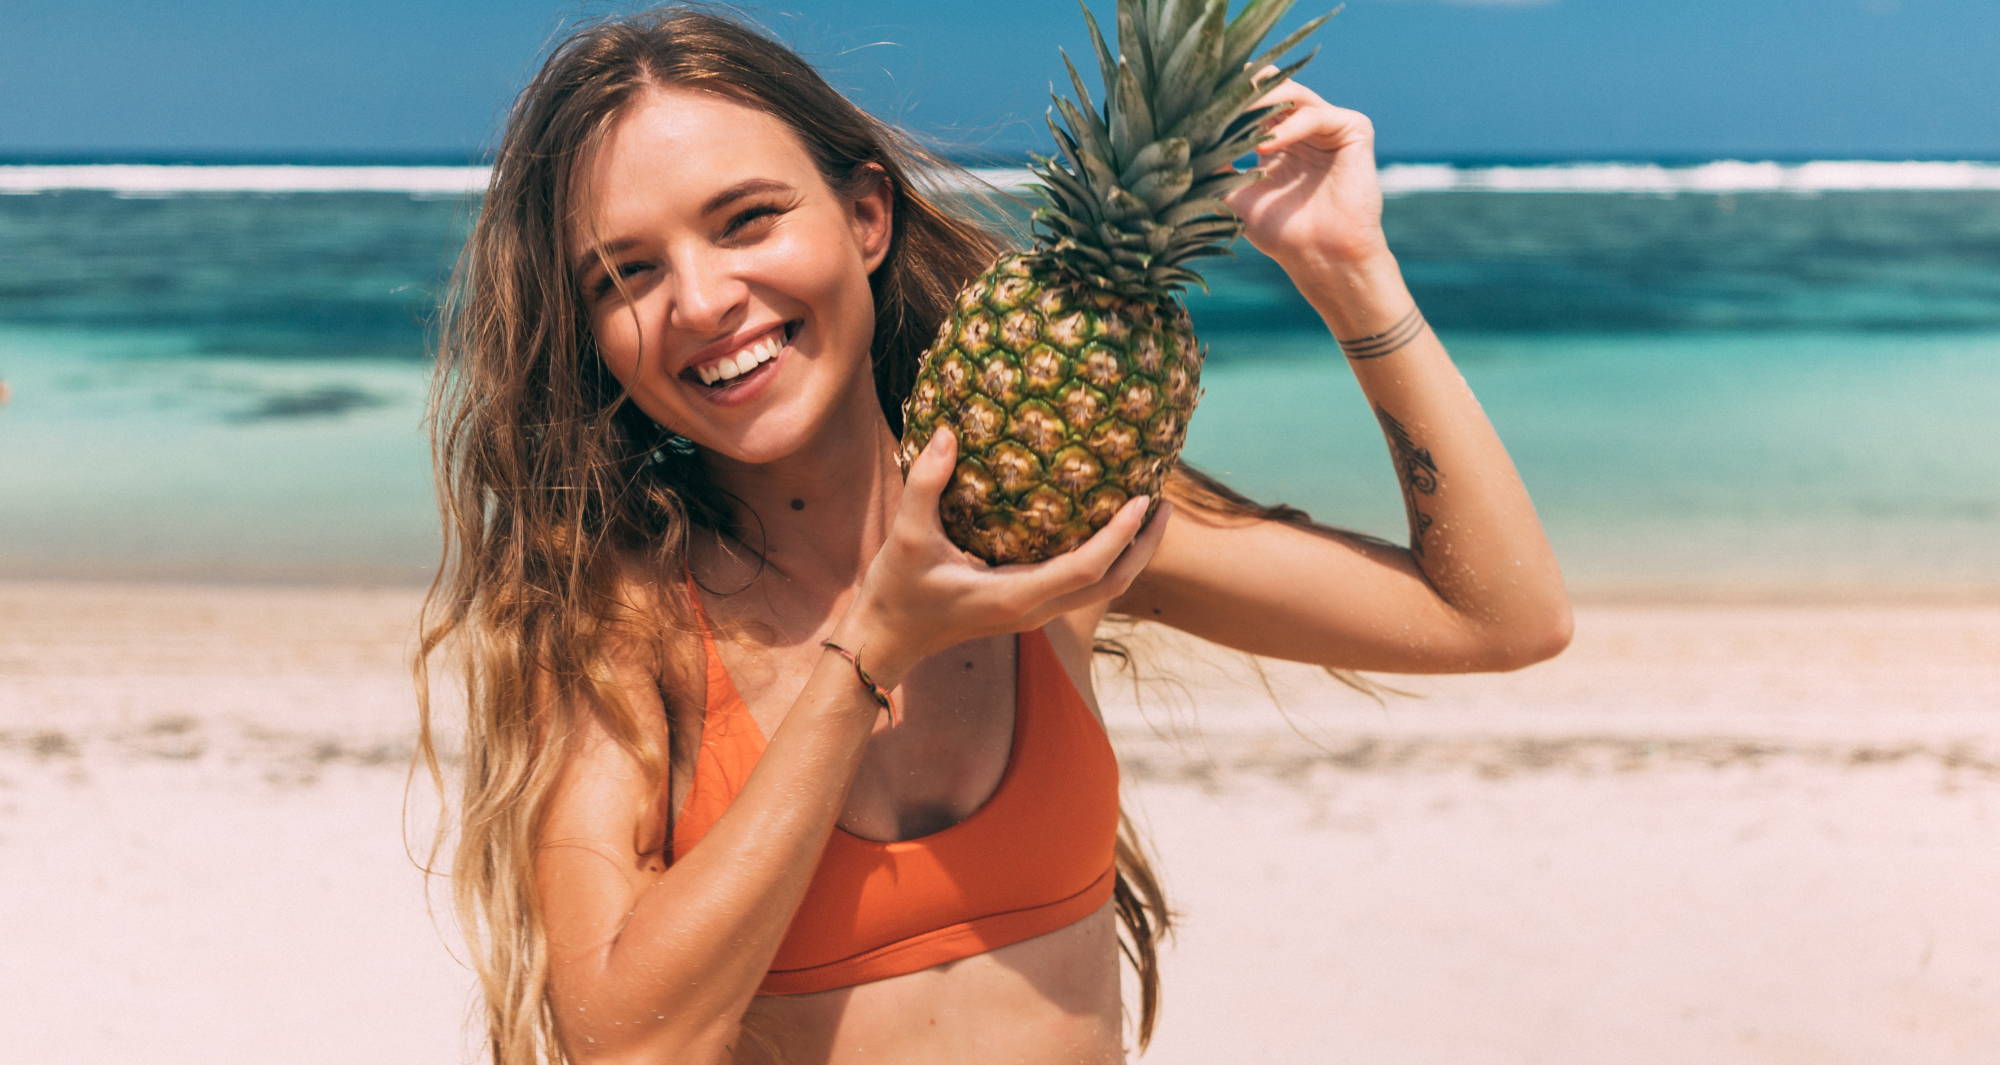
left=591, top=262, right=653, bottom=299
left=724, top=204, right=783, bottom=237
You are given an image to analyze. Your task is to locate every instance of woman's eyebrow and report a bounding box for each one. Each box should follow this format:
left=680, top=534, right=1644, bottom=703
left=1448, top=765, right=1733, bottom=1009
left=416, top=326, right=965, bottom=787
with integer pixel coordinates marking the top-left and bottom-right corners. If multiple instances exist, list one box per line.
left=572, top=238, right=638, bottom=279
left=570, top=179, right=797, bottom=278
left=700, top=177, right=793, bottom=216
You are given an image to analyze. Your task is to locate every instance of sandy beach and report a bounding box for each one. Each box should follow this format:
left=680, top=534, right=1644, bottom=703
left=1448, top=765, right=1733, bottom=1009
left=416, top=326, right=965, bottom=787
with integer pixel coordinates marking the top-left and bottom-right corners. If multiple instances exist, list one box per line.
left=2, top=580, right=1996, bottom=1064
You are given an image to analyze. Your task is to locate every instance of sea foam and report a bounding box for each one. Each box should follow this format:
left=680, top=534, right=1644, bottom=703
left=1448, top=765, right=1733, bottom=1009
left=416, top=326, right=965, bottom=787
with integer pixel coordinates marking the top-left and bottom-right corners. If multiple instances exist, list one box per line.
left=1371, top=160, right=2000, bottom=193
left=4, top=159, right=1999, bottom=196
left=0, top=165, right=490, bottom=196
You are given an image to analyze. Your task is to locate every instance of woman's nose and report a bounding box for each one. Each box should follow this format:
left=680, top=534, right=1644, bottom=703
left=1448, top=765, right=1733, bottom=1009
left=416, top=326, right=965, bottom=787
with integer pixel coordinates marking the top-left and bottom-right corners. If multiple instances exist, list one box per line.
left=666, top=254, right=748, bottom=335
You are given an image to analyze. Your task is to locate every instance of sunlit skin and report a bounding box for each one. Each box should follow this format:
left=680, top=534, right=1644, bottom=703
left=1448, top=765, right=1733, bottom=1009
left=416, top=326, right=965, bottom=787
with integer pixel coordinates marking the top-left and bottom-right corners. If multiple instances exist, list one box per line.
left=574, top=87, right=902, bottom=583
left=541, top=74, right=1570, bottom=1065
left=559, top=85, right=1144, bottom=1064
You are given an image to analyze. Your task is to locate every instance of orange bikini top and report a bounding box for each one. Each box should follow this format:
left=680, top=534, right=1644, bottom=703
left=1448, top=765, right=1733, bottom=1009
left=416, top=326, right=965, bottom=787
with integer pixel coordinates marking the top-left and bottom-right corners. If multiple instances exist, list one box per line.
left=669, top=584, right=1120, bottom=996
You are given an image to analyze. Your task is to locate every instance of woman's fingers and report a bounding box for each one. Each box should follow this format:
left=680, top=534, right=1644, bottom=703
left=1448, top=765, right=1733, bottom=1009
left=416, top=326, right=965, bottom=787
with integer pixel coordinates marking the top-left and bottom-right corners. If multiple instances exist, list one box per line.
left=1257, top=101, right=1373, bottom=157
left=1110, top=499, right=1172, bottom=588
left=1240, top=67, right=1370, bottom=158
left=894, top=428, right=956, bottom=535
left=1035, top=500, right=1173, bottom=621
left=1000, top=493, right=1155, bottom=604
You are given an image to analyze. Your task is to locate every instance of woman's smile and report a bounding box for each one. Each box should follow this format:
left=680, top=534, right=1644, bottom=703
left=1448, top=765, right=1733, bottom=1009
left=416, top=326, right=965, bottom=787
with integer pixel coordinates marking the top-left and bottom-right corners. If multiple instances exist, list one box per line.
left=569, top=85, right=892, bottom=462
left=682, top=319, right=798, bottom=405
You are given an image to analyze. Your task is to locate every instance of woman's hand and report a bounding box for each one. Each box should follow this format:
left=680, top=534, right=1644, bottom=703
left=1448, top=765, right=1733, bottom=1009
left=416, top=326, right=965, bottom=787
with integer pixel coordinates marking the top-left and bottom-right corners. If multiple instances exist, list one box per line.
left=1225, top=71, right=1389, bottom=273
left=835, top=428, right=1171, bottom=687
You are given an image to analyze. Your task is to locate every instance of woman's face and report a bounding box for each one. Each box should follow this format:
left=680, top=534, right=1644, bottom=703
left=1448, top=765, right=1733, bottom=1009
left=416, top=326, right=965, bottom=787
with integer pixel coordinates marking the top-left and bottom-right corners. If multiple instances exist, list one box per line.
left=569, top=86, right=892, bottom=465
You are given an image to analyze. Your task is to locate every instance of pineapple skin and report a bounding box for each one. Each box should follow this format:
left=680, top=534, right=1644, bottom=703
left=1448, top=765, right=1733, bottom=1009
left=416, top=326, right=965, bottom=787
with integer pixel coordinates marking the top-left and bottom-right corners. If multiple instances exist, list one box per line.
left=898, top=251, right=1202, bottom=565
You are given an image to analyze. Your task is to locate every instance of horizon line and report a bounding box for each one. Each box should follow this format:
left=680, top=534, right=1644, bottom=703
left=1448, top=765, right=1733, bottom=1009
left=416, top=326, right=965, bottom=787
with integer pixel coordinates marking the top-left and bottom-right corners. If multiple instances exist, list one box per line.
left=5, top=147, right=2000, bottom=167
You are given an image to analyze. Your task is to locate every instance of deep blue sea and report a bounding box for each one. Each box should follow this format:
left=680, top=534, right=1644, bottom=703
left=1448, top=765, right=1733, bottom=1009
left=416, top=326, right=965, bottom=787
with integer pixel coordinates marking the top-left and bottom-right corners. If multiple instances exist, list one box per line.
left=2, top=158, right=1996, bottom=597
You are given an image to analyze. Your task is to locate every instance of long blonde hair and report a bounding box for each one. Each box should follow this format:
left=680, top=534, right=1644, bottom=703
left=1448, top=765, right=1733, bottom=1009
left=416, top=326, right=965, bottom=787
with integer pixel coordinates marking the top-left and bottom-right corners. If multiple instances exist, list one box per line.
left=413, top=7, right=1395, bottom=1063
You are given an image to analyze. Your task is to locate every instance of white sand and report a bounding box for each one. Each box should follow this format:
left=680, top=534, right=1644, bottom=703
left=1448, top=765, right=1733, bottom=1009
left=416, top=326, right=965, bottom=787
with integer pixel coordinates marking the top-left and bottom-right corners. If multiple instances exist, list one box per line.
left=2, top=582, right=1996, bottom=1064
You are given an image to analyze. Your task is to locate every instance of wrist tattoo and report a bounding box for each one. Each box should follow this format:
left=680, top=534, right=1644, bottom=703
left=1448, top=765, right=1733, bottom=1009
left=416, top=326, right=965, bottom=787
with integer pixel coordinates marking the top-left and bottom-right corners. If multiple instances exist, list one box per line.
left=1375, top=405, right=1440, bottom=556
left=1339, top=305, right=1427, bottom=360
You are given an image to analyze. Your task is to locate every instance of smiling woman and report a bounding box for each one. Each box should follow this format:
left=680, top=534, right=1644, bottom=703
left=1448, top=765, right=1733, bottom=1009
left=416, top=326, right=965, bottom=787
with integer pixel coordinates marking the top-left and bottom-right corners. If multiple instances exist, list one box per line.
left=413, top=5, right=1568, bottom=1065
left=570, top=87, right=893, bottom=461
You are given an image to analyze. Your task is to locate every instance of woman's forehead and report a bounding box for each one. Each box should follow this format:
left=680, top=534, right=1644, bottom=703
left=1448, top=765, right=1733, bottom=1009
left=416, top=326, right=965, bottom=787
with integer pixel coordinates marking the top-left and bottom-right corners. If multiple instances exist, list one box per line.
left=569, top=86, right=816, bottom=233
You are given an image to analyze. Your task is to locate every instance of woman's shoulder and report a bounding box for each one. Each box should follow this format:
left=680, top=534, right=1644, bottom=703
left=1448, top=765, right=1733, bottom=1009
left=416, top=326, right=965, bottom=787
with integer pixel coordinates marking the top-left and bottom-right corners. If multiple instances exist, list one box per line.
left=535, top=559, right=704, bottom=857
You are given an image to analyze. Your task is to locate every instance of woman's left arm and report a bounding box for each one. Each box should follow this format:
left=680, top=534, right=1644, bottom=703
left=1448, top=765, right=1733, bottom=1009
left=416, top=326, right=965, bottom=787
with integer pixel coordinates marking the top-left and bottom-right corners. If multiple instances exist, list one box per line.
left=1107, top=78, right=1572, bottom=674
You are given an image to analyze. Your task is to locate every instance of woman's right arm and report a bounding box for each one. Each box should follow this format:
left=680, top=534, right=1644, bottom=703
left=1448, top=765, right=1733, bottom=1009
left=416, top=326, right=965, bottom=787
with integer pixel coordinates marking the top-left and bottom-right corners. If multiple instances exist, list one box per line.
left=534, top=637, right=920, bottom=1063
left=532, top=430, right=1171, bottom=1064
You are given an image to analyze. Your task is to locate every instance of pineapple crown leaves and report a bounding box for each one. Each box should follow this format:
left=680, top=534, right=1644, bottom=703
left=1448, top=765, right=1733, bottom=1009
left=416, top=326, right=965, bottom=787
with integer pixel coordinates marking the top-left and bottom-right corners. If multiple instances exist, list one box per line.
left=1027, top=0, right=1338, bottom=298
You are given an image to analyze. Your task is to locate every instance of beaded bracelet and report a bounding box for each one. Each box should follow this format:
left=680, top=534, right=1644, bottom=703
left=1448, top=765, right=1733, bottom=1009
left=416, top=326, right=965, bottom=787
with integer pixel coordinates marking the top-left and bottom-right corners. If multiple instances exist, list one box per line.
left=821, top=640, right=901, bottom=726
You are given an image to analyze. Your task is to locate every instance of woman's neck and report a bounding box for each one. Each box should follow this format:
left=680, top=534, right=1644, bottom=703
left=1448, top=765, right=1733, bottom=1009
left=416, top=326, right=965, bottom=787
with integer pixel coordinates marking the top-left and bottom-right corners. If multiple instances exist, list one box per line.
left=695, top=405, right=906, bottom=605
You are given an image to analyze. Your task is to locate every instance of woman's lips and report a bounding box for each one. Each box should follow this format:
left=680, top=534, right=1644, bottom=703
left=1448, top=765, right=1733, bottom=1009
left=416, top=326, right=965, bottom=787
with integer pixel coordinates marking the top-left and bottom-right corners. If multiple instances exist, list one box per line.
left=684, top=322, right=788, bottom=387
left=687, top=321, right=795, bottom=406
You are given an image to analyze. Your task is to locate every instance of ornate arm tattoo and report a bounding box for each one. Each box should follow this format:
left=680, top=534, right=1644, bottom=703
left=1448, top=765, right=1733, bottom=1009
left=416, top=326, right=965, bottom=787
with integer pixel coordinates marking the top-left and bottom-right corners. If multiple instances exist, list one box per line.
left=1339, top=305, right=1427, bottom=360
left=1375, top=405, right=1440, bottom=556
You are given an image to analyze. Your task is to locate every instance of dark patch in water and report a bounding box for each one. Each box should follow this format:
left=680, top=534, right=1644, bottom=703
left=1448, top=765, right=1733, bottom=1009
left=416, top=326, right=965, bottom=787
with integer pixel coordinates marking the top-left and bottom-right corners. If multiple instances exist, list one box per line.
left=224, top=385, right=386, bottom=423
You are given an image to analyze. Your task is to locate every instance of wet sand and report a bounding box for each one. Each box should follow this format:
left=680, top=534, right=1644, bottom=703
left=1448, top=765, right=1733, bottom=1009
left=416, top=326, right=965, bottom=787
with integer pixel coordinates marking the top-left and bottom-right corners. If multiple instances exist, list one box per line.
left=2, top=581, right=1996, bottom=1063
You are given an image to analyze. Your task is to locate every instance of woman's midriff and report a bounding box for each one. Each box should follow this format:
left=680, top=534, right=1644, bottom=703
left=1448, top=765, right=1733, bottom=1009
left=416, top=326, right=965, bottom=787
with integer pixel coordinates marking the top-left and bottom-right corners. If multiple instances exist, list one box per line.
left=734, top=896, right=1127, bottom=1065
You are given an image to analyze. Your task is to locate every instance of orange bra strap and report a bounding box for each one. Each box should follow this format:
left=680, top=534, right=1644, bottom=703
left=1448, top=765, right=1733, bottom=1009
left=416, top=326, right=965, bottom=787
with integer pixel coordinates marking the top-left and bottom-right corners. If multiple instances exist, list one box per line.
left=681, top=568, right=736, bottom=727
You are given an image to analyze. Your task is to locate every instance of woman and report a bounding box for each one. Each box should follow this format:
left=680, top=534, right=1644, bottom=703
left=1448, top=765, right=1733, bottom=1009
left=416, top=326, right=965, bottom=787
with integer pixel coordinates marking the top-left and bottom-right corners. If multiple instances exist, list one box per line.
left=416, top=8, right=1571, bottom=1065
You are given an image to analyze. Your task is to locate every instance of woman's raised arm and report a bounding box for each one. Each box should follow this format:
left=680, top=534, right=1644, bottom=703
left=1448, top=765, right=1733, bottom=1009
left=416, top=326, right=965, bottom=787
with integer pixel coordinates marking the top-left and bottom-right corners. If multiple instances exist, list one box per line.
left=1108, top=78, right=1571, bottom=674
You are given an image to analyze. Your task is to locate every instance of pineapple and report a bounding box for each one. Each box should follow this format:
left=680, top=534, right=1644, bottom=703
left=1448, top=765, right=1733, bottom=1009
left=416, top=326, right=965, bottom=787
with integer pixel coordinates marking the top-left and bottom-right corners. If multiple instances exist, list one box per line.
left=898, top=0, right=1331, bottom=564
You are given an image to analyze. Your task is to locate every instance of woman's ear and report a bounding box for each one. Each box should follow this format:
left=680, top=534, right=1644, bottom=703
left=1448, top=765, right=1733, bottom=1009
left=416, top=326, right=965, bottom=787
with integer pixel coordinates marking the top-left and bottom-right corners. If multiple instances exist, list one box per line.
left=848, top=164, right=894, bottom=274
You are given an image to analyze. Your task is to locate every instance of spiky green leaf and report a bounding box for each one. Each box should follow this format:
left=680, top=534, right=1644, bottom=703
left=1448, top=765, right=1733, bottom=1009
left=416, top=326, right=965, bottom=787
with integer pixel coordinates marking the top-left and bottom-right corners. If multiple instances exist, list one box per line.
left=1164, top=242, right=1234, bottom=266
left=1218, top=0, right=1299, bottom=76
left=1107, top=244, right=1152, bottom=269
left=1149, top=0, right=1192, bottom=61
left=1079, top=1, right=1118, bottom=91
left=1054, top=237, right=1114, bottom=267
left=1033, top=203, right=1101, bottom=245
left=1222, top=102, right=1282, bottom=141
left=1047, top=113, right=1093, bottom=184
left=1039, top=171, right=1101, bottom=226
left=1031, top=140, right=1105, bottom=226
left=1108, top=58, right=1156, bottom=167
left=1053, top=96, right=1122, bottom=190
left=1131, top=167, right=1194, bottom=211
left=1161, top=195, right=1232, bottom=227
left=1119, top=136, right=1189, bottom=188
left=1148, top=264, right=1207, bottom=291
left=1059, top=48, right=1100, bottom=125
left=1243, top=14, right=1331, bottom=84
left=1155, top=0, right=1228, bottom=126
left=1114, top=0, right=1156, bottom=92
left=1169, top=42, right=1315, bottom=148
left=1104, top=185, right=1150, bottom=222
left=1170, top=217, right=1243, bottom=246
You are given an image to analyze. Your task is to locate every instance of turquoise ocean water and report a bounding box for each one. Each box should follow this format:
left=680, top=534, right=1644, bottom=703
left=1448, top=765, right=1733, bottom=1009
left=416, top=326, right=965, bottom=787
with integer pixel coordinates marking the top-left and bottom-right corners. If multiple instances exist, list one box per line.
left=2, top=160, right=1996, bottom=598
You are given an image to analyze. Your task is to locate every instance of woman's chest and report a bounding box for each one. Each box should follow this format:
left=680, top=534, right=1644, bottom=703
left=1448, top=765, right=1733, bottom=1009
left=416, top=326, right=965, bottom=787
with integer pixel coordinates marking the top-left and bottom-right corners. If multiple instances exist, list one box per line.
left=671, top=619, right=1105, bottom=844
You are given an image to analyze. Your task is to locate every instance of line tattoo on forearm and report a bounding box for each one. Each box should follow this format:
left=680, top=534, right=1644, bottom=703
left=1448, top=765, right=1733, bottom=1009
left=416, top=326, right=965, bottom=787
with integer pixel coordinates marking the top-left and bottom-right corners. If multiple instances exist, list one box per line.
left=1339, top=305, right=1427, bottom=360
left=1375, top=405, right=1439, bottom=555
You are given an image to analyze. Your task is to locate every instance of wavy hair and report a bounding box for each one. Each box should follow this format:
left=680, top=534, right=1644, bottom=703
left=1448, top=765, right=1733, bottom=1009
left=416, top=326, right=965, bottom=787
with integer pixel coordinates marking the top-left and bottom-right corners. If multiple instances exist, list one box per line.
left=413, top=7, right=1399, bottom=1064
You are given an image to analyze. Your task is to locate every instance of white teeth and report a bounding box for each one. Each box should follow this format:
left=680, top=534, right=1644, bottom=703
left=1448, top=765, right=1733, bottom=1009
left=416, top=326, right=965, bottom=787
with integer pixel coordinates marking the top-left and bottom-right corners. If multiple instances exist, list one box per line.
left=695, top=330, right=784, bottom=387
